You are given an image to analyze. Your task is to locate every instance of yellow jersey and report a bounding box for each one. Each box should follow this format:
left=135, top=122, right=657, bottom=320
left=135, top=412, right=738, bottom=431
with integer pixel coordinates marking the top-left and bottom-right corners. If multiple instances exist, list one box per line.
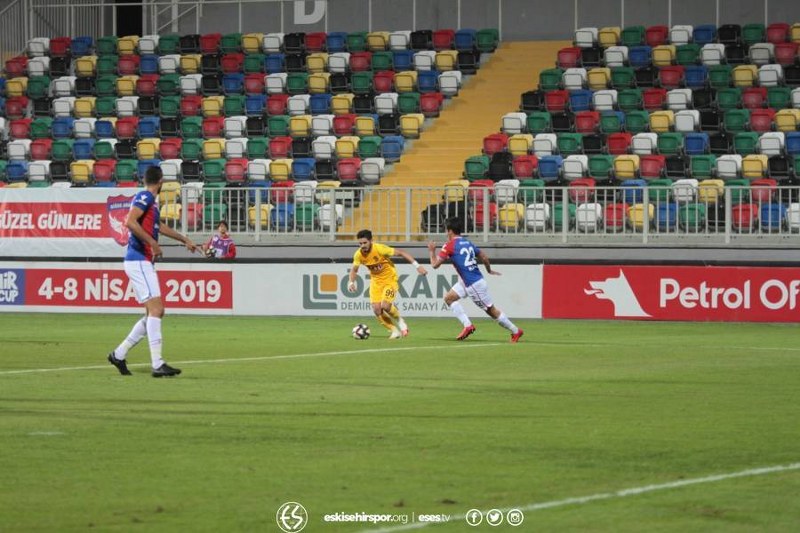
left=352, top=242, right=398, bottom=284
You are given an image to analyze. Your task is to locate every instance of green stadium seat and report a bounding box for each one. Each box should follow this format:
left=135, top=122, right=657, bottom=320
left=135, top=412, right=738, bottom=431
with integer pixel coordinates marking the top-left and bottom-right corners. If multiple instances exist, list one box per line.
left=526, top=112, right=552, bottom=134
left=618, top=88, right=643, bottom=111
left=625, top=110, right=650, bottom=134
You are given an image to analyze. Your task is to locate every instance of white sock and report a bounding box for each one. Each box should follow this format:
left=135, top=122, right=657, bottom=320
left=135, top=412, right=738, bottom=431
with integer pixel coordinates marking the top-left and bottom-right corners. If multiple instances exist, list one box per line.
left=496, top=312, right=519, bottom=334
left=449, top=301, right=472, bottom=327
left=146, top=316, right=165, bottom=369
left=114, top=317, right=147, bottom=360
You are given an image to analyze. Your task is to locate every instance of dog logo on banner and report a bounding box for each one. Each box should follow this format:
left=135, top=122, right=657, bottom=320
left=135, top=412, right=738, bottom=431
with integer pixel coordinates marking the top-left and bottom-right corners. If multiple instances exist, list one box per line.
left=106, top=194, right=134, bottom=246
left=584, top=270, right=651, bottom=317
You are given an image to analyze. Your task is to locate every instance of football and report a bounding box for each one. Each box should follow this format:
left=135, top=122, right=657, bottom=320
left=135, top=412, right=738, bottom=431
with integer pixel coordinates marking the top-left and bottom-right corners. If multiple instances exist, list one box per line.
left=352, top=324, right=370, bottom=340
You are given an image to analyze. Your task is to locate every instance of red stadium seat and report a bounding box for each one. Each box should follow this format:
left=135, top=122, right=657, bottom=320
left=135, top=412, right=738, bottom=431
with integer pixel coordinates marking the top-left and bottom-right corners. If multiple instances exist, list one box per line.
left=433, top=29, right=455, bottom=50
left=373, top=71, right=395, bottom=93
left=49, top=37, right=72, bottom=57
left=557, top=47, right=583, bottom=69
left=766, top=23, right=790, bottom=44
left=337, top=158, right=362, bottom=183
left=645, top=25, right=669, bottom=47
left=471, top=202, right=498, bottom=230
left=224, top=158, right=249, bottom=184
left=159, top=138, right=183, bottom=159
left=332, top=114, right=357, bottom=135
left=5, top=56, right=28, bottom=77
left=482, top=133, right=509, bottom=156
left=750, top=109, right=776, bottom=133
left=267, top=94, right=290, bottom=115
left=94, top=160, right=117, bottom=183
left=202, top=116, right=224, bottom=138
left=468, top=179, right=495, bottom=203
left=305, top=32, right=328, bottom=52
left=349, top=52, right=372, bottom=72
left=642, top=88, right=668, bottom=110
left=221, top=53, right=244, bottom=74
left=658, top=66, right=685, bottom=90
left=10, top=119, right=33, bottom=139
left=605, top=203, right=627, bottom=231
left=116, top=117, right=139, bottom=139
left=5, top=97, right=30, bottom=120
left=640, top=155, right=666, bottom=179
left=420, top=92, right=444, bottom=117
left=118, top=55, right=140, bottom=75
left=751, top=178, right=777, bottom=202
left=30, top=139, right=53, bottom=160
left=512, top=155, right=539, bottom=178
left=270, top=180, right=295, bottom=202
left=568, top=177, right=596, bottom=203
left=742, top=87, right=767, bottom=109
left=180, top=95, right=203, bottom=116
left=544, top=90, right=569, bottom=113
left=200, top=33, right=222, bottom=54
left=244, top=73, right=265, bottom=95
left=269, top=136, right=293, bottom=159
left=732, top=203, right=757, bottom=231
left=606, top=132, right=633, bottom=155
left=575, top=111, right=601, bottom=133
left=136, top=74, right=159, bottom=96
left=774, top=42, right=798, bottom=65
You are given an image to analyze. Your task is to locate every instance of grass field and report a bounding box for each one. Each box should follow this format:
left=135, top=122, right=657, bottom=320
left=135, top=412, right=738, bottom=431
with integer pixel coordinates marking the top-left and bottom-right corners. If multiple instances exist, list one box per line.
left=1, top=313, right=799, bottom=532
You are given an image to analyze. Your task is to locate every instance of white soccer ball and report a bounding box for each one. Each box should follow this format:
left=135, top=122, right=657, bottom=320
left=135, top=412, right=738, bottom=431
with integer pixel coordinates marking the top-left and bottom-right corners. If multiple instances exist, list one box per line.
left=352, top=323, right=370, bottom=340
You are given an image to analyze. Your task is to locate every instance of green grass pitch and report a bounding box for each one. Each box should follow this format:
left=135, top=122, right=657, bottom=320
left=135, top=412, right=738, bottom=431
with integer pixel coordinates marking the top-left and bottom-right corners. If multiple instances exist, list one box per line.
left=1, top=313, right=799, bottom=532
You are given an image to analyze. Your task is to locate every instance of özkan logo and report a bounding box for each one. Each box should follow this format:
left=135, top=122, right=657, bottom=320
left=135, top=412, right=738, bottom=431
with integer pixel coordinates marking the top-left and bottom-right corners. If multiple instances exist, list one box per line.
left=276, top=502, right=308, bottom=532
left=0, top=270, right=24, bottom=305
left=106, top=194, right=134, bottom=246
left=584, top=270, right=650, bottom=317
left=302, top=273, right=341, bottom=310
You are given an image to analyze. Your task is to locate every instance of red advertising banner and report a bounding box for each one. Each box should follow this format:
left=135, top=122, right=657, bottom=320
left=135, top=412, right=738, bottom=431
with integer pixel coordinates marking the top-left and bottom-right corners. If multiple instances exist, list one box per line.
left=543, top=265, right=800, bottom=322
left=24, top=269, right=233, bottom=310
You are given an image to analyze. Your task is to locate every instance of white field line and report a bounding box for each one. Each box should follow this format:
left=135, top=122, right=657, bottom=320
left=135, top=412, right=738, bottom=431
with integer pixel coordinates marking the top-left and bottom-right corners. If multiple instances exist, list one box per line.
left=0, top=343, right=502, bottom=376
left=361, top=462, right=800, bottom=533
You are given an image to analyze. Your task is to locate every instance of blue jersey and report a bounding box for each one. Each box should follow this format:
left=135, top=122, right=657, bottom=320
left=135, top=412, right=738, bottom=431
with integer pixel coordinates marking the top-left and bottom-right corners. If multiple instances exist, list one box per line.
left=124, top=191, right=160, bottom=262
left=438, top=236, right=483, bottom=287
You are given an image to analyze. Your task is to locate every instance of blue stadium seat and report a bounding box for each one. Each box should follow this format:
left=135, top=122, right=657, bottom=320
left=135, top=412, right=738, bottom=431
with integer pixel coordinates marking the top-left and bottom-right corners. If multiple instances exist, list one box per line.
left=6, top=161, right=29, bottom=182
left=271, top=203, right=295, bottom=230
left=628, top=46, right=653, bottom=68
left=684, top=65, right=708, bottom=89
left=248, top=180, right=272, bottom=203
left=455, top=29, right=477, bottom=51
left=222, top=73, right=245, bottom=94
left=52, top=117, right=75, bottom=139
left=96, top=120, right=115, bottom=139
left=684, top=133, right=710, bottom=155
left=569, top=90, right=594, bottom=112
left=326, top=32, right=347, bottom=53
left=761, top=203, right=786, bottom=231
left=693, top=25, right=717, bottom=45
left=309, top=93, right=332, bottom=114
left=138, top=116, right=161, bottom=138
left=0, top=79, right=7, bottom=94
left=291, top=158, right=316, bottom=181
left=785, top=133, right=800, bottom=156
left=265, top=54, right=286, bottom=74
left=0, top=96, right=5, bottom=115
left=137, top=159, right=161, bottom=178
left=73, top=139, right=96, bottom=160
left=538, top=155, right=564, bottom=181
left=392, top=50, right=415, bottom=71
left=418, top=70, right=439, bottom=93
left=622, top=179, right=647, bottom=204
left=140, top=55, right=159, bottom=74
left=71, top=36, right=93, bottom=56
left=656, top=202, right=678, bottom=230
left=381, top=135, right=405, bottom=162
left=246, top=95, right=267, bottom=116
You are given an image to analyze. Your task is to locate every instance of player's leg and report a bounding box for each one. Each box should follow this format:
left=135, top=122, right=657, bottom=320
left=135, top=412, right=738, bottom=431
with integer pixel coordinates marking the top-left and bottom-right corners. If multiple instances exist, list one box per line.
left=370, top=283, right=399, bottom=337
left=108, top=261, right=152, bottom=375
left=144, top=294, right=182, bottom=376
left=445, top=283, right=475, bottom=340
left=381, top=282, right=408, bottom=337
left=470, top=280, right=523, bottom=342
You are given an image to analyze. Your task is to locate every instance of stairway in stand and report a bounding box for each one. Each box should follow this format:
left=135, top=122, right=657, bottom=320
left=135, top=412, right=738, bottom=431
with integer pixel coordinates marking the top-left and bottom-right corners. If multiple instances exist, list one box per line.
left=340, top=40, right=571, bottom=240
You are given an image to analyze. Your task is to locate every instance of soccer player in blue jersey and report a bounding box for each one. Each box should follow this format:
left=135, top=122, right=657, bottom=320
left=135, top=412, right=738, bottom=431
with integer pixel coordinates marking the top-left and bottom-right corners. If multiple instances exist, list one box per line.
left=108, top=167, right=198, bottom=377
left=427, top=217, right=523, bottom=342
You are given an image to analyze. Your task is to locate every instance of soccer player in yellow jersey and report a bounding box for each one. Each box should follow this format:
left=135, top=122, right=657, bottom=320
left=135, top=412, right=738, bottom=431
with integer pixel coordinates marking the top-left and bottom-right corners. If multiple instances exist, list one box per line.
left=348, top=229, right=428, bottom=339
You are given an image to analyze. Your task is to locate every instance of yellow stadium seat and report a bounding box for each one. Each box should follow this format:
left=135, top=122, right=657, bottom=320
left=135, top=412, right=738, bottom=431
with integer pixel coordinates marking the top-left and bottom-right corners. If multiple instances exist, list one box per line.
left=7, top=182, right=29, bottom=189
left=791, top=23, right=800, bottom=43
left=331, top=94, right=355, bottom=115
left=202, top=96, right=225, bottom=117
left=649, top=110, right=675, bottom=133
left=394, top=71, right=418, bottom=93
left=732, top=65, right=758, bottom=87
left=118, top=35, right=139, bottom=55
left=74, top=97, right=97, bottom=118
left=774, top=109, right=800, bottom=132
left=587, top=68, right=611, bottom=90
left=6, top=77, right=28, bottom=97
left=160, top=204, right=181, bottom=225
left=270, top=158, right=292, bottom=181
left=508, top=134, right=534, bottom=156
left=335, top=136, right=360, bottom=158
left=242, top=33, right=265, bottom=54
left=435, top=50, right=459, bottom=71
left=627, top=203, right=654, bottom=230
left=308, top=73, right=331, bottom=94
left=70, top=160, right=95, bottom=185
left=315, top=180, right=341, bottom=204
left=75, top=55, right=97, bottom=77
left=598, top=27, right=621, bottom=48
left=159, top=181, right=181, bottom=204
left=306, top=53, right=329, bottom=74
left=289, top=115, right=312, bottom=137
left=498, top=203, right=525, bottom=231
left=399, top=113, right=425, bottom=138
left=248, top=204, right=273, bottom=229
left=614, top=154, right=640, bottom=179
left=355, top=116, right=376, bottom=136
left=180, top=54, right=202, bottom=74
left=202, top=138, right=226, bottom=159
left=742, top=154, right=768, bottom=179
left=137, top=138, right=161, bottom=160
left=444, top=179, right=470, bottom=203
left=116, top=75, right=139, bottom=96
left=652, top=45, right=676, bottom=66
left=698, top=179, right=724, bottom=204
left=367, top=31, right=390, bottom=51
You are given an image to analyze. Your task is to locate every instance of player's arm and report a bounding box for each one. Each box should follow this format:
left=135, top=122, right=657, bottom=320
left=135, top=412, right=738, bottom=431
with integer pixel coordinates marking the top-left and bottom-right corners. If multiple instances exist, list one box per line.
left=160, top=224, right=198, bottom=253
left=347, top=260, right=360, bottom=292
left=125, top=206, right=162, bottom=257
left=427, top=241, right=445, bottom=270
left=477, top=250, right=501, bottom=276
left=394, top=248, right=428, bottom=275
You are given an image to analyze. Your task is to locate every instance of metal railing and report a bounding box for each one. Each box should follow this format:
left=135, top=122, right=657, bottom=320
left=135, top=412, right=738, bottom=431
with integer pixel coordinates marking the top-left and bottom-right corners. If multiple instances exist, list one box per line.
left=159, top=184, right=800, bottom=246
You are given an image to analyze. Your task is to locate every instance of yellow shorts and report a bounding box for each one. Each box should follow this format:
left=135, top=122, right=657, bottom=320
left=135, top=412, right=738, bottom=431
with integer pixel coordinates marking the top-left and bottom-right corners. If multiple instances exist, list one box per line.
left=370, top=280, right=398, bottom=304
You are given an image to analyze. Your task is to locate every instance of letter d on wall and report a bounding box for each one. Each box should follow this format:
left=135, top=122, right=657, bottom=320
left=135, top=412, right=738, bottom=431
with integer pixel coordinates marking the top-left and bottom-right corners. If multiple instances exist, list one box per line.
left=294, top=1, right=325, bottom=25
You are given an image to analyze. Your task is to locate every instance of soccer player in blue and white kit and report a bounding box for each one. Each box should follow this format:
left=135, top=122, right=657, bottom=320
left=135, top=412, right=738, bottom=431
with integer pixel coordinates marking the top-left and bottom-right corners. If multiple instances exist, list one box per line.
left=428, top=217, right=523, bottom=342
left=108, top=167, right=198, bottom=377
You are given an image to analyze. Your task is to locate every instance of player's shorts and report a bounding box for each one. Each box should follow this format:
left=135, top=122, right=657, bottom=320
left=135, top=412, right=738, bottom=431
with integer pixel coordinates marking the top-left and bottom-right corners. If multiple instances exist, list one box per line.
left=124, top=260, right=161, bottom=304
left=454, top=278, right=494, bottom=311
left=370, top=279, right=398, bottom=304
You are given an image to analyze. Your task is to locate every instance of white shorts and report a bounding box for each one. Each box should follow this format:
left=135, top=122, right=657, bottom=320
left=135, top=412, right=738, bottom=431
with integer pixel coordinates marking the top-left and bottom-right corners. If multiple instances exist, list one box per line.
left=124, top=260, right=161, bottom=304
left=453, top=278, right=494, bottom=311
